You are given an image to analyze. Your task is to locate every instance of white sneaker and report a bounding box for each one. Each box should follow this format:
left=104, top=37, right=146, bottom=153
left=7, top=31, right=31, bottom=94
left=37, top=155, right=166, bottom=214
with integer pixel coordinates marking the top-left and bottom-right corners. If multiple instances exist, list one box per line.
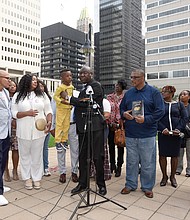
left=0, top=195, right=8, bottom=206
left=33, top=181, right=41, bottom=190
left=3, top=186, right=11, bottom=193
left=44, top=168, right=51, bottom=177
left=25, top=179, right=33, bottom=190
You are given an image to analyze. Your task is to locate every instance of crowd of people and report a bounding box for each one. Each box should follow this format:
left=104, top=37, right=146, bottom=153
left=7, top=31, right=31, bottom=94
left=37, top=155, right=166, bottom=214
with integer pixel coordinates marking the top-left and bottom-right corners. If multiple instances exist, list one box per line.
left=0, top=66, right=189, bottom=206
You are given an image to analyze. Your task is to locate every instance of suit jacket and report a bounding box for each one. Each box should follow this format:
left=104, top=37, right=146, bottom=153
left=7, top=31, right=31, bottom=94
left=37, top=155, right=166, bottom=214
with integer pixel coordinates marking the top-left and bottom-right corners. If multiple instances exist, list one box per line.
left=0, top=88, right=11, bottom=139
left=70, top=79, right=105, bottom=133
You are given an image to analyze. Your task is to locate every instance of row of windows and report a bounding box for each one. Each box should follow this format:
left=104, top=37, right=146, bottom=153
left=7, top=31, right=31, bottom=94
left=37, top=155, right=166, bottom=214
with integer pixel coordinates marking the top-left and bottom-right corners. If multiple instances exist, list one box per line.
left=147, top=19, right=188, bottom=32
left=1, top=55, right=40, bottom=67
left=2, top=7, right=40, bottom=22
left=147, top=0, right=178, bottom=9
left=147, top=31, right=189, bottom=44
left=2, top=46, right=40, bottom=59
left=147, top=70, right=189, bottom=80
left=2, top=27, right=40, bottom=42
left=147, top=6, right=188, bottom=20
left=1, top=17, right=40, bottom=35
left=2, top=0, right=40, bottom=14
left=147, top=44, right=189, bottom=55
left=1, top=37, right=40, bottom=50
left=147, top=57, right=189, bottom=66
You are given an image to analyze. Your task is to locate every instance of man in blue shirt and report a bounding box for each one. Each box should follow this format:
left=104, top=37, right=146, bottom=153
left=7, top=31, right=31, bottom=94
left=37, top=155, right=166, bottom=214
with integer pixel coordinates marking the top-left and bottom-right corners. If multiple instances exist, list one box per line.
left=120, top=69, right=165, bottom=198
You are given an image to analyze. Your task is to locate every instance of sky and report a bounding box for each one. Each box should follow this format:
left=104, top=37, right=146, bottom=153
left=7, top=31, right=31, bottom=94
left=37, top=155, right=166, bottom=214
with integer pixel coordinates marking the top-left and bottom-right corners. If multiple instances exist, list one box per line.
left=41, top=0, right=98, bottom=31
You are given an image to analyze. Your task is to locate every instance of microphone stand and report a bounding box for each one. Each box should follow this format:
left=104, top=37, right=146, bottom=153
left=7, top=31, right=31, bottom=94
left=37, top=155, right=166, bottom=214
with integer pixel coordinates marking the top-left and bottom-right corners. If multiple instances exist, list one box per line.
left=69, top=95, right=127, bottom=220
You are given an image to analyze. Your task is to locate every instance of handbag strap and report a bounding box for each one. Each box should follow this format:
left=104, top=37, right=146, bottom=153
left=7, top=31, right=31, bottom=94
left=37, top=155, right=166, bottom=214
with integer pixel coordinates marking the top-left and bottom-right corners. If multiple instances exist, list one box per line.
left=119, top=119, right=124, bottom=130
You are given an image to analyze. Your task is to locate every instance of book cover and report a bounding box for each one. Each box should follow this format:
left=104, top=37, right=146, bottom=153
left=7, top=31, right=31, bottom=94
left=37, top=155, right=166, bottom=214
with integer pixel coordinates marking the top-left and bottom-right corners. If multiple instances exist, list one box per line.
left=132, top=100, right=144, bottom=117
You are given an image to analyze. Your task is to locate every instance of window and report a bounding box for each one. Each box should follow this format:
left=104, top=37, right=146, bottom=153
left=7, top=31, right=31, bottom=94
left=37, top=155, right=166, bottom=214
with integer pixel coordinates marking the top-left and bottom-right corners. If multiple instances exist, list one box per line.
left=147, top=14, right=158, bottom=20
left=173, top=70, right=188, bottom=78
left=147, top=2, right=158, bottom=9
left=159, top=32, right=188, bottom=41
left=147, top=73, right=158, bottom=79
left=147, top=25, right=158, bottom=32
left=159, top=6, right=188, bottom=17
left=147, top=49, right=158, bottom=55
left=159, top=57, right=188, bottom=65
left=159, top=44, right=188, bottom=53
left=159, top=19, right=188, bottom=29
left=159, top=72, right=168, bottom=78
left=147, top=61, right=158, bottom=66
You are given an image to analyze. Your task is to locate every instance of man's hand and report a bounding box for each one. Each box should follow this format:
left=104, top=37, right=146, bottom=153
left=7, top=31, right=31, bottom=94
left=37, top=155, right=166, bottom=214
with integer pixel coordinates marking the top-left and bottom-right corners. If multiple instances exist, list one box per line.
left=79, top=97, right=90, bottom=102
left=134, top=115, right=144, bottom=124
left=61, top=99, right=70, bottom=105
left=123, top=110, right=134, bottom=120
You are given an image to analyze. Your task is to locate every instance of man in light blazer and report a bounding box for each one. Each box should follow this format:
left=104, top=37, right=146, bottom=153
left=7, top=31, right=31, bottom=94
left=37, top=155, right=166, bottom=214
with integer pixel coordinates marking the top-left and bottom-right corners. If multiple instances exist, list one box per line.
left=0, top=70, right=11, bottom=206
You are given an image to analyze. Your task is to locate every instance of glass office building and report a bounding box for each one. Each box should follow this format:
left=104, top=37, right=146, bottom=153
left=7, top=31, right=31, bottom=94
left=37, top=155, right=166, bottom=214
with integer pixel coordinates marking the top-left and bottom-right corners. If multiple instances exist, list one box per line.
left=99, top=0, right=145, bottom=94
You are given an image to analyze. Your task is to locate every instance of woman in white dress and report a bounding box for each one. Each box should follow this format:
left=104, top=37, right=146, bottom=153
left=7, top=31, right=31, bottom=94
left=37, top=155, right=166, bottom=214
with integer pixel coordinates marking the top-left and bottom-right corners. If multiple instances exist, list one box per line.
left=11, top=74, right=52, bottom=190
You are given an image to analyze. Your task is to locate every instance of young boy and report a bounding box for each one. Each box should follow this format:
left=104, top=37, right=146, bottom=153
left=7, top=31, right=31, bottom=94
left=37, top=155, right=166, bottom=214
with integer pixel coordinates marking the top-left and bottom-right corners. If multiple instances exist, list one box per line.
left=53, top=69, right=74, bottom=152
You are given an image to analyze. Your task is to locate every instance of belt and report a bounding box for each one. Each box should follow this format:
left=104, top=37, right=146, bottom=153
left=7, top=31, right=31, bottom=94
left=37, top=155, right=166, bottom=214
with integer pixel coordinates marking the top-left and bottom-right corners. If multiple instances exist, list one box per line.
left=70, top=122, right=76, bottom=125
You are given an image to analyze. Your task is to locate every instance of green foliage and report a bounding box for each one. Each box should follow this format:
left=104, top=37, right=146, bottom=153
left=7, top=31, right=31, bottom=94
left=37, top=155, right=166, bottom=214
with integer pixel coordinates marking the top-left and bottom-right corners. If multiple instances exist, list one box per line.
left=48, top=134, right=55, bottom=148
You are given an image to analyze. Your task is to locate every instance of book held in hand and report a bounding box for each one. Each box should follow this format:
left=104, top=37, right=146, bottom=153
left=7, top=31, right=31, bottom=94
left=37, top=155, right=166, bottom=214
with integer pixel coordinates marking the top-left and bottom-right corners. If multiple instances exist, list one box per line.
left=132, top=100, right=144, bottom=117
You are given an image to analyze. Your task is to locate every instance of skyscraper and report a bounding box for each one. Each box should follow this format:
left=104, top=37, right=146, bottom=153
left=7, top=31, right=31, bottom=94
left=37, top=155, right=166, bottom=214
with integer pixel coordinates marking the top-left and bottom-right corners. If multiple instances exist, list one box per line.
left=77, top=7, right=94, bottom=68
left=41, top=22, right=85, bottom=89
left=0, top=0, right=41, bottom=76
left=145, top=0, right=190, bottom=93
left=99, top=0, right=144, bottom=94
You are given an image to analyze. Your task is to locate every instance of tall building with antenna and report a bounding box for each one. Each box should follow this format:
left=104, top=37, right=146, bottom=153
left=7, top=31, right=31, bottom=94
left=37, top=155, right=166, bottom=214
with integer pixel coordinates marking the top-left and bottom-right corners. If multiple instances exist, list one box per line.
left=77, top=6, right=94, bottom=68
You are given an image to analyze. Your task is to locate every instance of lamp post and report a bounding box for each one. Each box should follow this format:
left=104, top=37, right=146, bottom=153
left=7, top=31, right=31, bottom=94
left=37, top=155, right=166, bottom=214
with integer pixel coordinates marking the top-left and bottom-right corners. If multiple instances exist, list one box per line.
left=80, top=23, right=93, bottom=67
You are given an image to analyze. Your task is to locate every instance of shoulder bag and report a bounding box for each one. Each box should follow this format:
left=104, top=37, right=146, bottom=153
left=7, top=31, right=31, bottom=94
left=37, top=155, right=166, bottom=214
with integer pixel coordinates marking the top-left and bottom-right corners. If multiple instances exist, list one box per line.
left=114, top=121, right=126, bottom=147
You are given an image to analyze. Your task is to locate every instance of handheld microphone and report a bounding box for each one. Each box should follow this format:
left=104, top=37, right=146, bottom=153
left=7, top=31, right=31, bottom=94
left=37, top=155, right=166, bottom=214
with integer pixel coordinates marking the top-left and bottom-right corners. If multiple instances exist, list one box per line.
left=86, top=85, right=94, bottom=103
left=86, top=85, right=94, bottom=95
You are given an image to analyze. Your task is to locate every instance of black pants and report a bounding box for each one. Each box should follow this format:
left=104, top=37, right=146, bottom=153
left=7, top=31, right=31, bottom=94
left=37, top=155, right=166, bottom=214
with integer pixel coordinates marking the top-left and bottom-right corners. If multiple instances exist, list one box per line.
left=78, top=129, right=105, bottom=188
left=0, top=136, right=10, bottom=195
left=108, top=128, right=124, bottom=168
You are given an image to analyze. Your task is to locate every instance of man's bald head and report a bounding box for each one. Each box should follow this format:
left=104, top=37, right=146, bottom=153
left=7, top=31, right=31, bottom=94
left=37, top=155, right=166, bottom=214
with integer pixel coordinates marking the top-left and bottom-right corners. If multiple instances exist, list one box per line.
left=0, top=70, right=10, bottom=90
left=0, top=70, right=9, bottom=77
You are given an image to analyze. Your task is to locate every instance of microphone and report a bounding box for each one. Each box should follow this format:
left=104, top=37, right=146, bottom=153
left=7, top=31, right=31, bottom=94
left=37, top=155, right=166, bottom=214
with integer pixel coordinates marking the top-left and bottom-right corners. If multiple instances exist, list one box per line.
left=86, top=85, right=94, bottom=103
left=86, top=85, right=94, bottom=95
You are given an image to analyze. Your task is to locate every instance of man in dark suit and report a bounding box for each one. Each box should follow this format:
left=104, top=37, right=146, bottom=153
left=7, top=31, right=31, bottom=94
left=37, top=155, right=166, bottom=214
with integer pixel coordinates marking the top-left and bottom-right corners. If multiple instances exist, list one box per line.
left=62, top=66, right=106, bottom=195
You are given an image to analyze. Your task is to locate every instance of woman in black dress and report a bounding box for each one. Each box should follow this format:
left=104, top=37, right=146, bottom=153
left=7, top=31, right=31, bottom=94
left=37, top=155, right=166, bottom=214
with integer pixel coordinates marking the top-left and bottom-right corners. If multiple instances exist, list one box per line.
left=158, top=86, right=188, bottom=188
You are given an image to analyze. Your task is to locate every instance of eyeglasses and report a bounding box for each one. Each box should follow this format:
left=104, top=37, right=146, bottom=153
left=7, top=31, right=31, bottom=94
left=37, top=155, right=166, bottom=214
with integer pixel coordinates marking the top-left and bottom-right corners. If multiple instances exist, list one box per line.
left=161, top=90, right=171, bottom=93
left=79, top=72, right=89, bottom=75
left=129, top=76, right=142, bottom=80
left=0, top=76, right=11, bottom=80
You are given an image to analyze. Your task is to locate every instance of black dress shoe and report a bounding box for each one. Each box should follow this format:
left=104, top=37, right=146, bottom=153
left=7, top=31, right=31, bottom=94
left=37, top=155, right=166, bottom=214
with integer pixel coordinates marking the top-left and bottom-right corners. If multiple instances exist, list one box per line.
left=110, top=164, right=116, bottom=174
left=115, top=166, right=121, bottom=177
left=160, top=176, right=168, bottom=187
left=170, top=176, right=177, bottom=188
left=71, top=184, right=86, bottom=194
left=99, top=186, right=107, bottom=195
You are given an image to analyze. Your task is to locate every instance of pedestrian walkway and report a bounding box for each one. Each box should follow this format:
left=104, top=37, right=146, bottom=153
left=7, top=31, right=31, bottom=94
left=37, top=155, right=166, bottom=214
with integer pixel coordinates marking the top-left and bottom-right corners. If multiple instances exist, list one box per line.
left=1, top=147, right=190, bottom=220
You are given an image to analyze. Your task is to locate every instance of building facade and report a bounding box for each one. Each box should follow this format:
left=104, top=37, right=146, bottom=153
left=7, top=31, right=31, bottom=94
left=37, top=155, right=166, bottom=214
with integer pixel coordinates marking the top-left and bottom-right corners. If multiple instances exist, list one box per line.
left=41, top=22, right=85, bottom=89
left=0, top=0, right=41, bottom=76
left=145, top=0, right=190, bottom=94
left=99, top=0, right=145, bottom=94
